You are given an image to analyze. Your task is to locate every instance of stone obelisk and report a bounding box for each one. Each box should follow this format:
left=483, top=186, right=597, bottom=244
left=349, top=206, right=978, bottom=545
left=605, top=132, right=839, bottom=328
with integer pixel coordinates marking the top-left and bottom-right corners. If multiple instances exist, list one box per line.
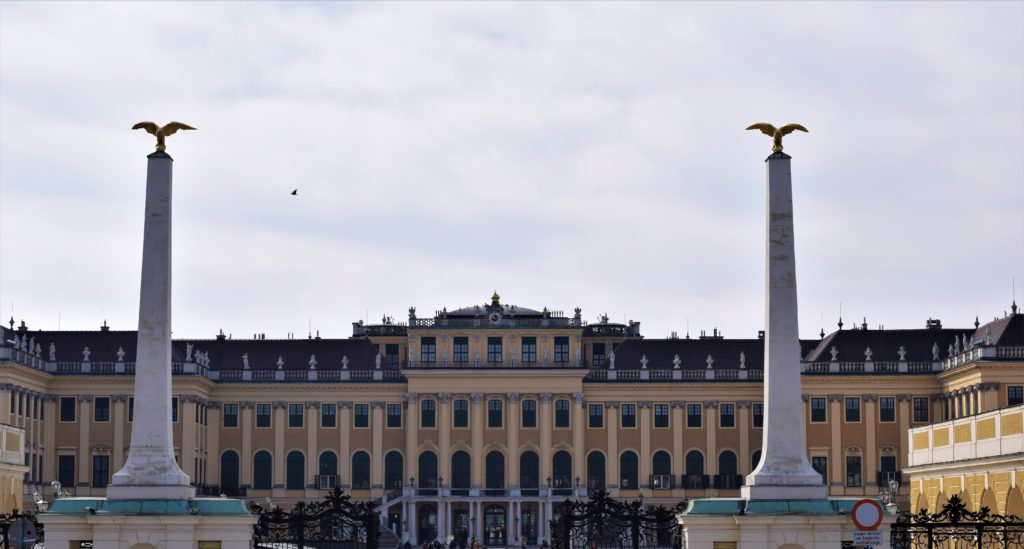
left=107, top=143, right=194, bottom=500
left=741, top=148, right=827, bottom=500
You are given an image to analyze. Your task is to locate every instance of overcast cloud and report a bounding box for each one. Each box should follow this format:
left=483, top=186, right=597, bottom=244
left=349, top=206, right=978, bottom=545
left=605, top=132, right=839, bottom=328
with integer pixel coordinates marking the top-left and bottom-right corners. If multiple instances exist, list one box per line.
left=1, top=2, right=1022, bottom=340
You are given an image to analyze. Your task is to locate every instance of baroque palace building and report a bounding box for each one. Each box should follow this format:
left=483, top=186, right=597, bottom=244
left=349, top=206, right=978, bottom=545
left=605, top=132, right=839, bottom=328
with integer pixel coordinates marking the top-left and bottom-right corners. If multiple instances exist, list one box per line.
left=1, top=292, right=1022, bottom=544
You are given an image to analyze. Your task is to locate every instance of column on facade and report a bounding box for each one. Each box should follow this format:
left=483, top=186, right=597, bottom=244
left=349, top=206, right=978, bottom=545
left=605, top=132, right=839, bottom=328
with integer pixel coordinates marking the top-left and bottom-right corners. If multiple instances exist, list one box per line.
left=207, top=403, right=222, bottom=489
left=438, top=393, right=452, bottom=483
left=539, top=393, right=552, bottom=485
left=471, top=392, right=484, bottom=489
left=240, top=402, right=254, bottom=490
left=864, top=394, right=877, bottom=489
left=338, top=402, right=352, bottom=487
left=737, top=401, right=751, bottom=476
left=371, top=402, right=385, bottom=489
left=306, top=401, right=320, bottom=493
left=507, top=393, right=520, bottom=492
left=112, top=395, right=127, bottom=473
left=703, top=401, right=717, bottom=482
left=273, top=401, right=286, bottom=492
left=828, top=394, right=843, bottom=490
left=405, top=393, right=419, bottom=482
left=572, top=392, right=585, bottom=486
left=181, top=397, right=197, bottom=480
left=77, top=396, right=92, bottom=491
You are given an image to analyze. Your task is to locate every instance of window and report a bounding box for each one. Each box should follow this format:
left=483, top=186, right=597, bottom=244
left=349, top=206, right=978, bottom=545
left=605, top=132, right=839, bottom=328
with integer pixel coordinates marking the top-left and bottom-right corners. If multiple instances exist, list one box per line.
left=453, top=399, right=469, bottom=428
left=913, top=397, right=930, bottom=422
left=845, top=397, right=861, bottom=422
left=354, top=404, right=369, bottom=428
left=172, top=397, right=179, bottom=422
left=555, top=399, right=570, bottom=428
left=592, top=343, right=606, bottom=367
left=94, top=397, right=110, bottom=422
left=223, top=403, right=239, bottom=427
left=621, top=403, right=636, bottom=428
left=60, top=397, right=75, bottom=422
left=321, top=403, right=336, bottom=428
left=256, top=403, right=271, bottom=428
left=289, top=404, right=304, bottom=428
left=752, top=403, right=764, bottom=428
left=719, top=403, right=735, bottom=428
left=1009, top=386, right=1024, bottom=407
left=351, top=451, right=370, bottom=489
left=128, top=397, right=134, bottom=422
left=92, top=455, right=109, bottom=488
left=588, top=404, right=603, bottom=428
left=385, top=344, right=399, bottom=368
left=254, top=451, right=272, bottom=489
left=487, top=337, right=503, bottom=363
left=554, top=337, right=569, bottom=363
left=846, top=456, right=862, bottom=487
left=654, top=403, right=669, bottom=428
left=521, top=399, right=537, bottom=428
left=687, top=403, right=702, bottom=427
left=58, top=455, right=75, bottom=488
left=811, top=456, right=828, bottom=485
left=386, top=403, right=402, bottom=428
left=513, top=336, right=534, bottom=364
left=488, top=399, right=503, bottom=428
left=453, top=337, right=469, bottom=363
left=879, top=397, right=895, bottom=422
left=286, top=451, right=305, bottom=490
left=810, top=397, right=827, bottom=423
left=420, top=337, right=436, bottom=363
left=421, top=400, right=436, bottom=428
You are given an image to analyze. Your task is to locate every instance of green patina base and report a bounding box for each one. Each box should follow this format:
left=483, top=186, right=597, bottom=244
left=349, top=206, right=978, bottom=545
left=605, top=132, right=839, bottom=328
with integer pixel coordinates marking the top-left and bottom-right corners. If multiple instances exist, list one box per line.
left=683, top=498, right=881, bottom=516
left=46, top=497, right=250, bottom=516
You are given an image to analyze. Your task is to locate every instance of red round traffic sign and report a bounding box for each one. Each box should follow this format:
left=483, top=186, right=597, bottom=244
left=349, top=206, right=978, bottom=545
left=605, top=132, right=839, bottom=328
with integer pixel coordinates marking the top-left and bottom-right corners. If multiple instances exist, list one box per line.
left=851, top=499, right=884, bottom=530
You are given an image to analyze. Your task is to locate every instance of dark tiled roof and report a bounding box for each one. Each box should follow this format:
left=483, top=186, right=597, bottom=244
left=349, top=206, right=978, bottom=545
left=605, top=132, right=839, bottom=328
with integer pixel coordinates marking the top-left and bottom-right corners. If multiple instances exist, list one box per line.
left=804, top=328, right=971, bottom=363
left=973, top=314, right=1024, bottom=346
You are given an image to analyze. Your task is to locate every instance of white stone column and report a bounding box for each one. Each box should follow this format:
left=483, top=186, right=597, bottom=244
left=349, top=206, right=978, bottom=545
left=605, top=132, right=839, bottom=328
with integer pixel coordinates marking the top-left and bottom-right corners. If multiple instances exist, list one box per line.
left=742, top=152, right=826, bottom=500
left=109, top=151, right=193, bottom=500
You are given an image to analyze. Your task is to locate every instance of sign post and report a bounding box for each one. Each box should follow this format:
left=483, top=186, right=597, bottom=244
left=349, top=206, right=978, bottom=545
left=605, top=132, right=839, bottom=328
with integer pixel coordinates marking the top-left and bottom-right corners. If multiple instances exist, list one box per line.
left=851, top=499, right=884, bottom=548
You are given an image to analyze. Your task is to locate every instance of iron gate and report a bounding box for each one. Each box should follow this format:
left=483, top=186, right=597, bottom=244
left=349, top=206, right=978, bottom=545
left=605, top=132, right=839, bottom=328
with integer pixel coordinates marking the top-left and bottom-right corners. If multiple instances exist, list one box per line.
left=550, top=490, right=684, bottom=549
left=249, top=487, right=379, bottom=549
left=890, top=494, right=1024, bottom=548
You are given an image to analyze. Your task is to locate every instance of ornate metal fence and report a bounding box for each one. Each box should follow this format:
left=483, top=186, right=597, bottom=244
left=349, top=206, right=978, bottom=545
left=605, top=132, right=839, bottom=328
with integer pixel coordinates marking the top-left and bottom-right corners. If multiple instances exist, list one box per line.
left=249, top=487, right=379, bottom=549
left=550, top=490, right=684, bottom=549
left=0, top=510, right=43, bottom=549
left=890, top=494, right=1024, bottom=548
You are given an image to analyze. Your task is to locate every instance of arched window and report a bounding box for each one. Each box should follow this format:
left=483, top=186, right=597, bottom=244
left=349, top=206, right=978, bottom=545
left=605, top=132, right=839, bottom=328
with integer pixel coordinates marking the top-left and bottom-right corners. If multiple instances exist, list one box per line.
left=451, top=451, right=470, bottom=493
left=220, top=450, right=239, bottom=496
left=751, top=450, right=762, bottom=471
left=685, top=450, right=704, bottom=475
left=385, top=451, right=404, bottom=490
left=352, top=451, right=370, bottom=490
left=652, top=451, right=672, bottom=475
left=287, top=451, right=305, bottom=490
left=552, top=451, right=572, bottom=490
left=253, top=450, right=272, bottom=490
left=619, top=451, right=638, bottom=489
left=719, top=450, right=738, bottom=476
left=586, top=452, right=606, bottom=490
left=520, top=451, right=539, bottom=490
left=485, top=451, right=505, bottom=494
left=419, top=451, right=438, bottom=488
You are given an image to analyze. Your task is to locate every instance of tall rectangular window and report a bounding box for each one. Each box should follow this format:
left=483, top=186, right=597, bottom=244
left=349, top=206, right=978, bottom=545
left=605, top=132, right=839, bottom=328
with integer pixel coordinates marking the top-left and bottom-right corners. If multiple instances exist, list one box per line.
left=420, top=337, right=436, bottom=363
left=810, top=397, right=827, bottom=422
left=93, top=397, right=110, bottom=422
left=719, top=403, right=735, bottom=428
left=521, top=400, right=537, bottom=428
left=58, top=455, right=75, bottom=488
left=386, top=403, right=402, bottom=428
left=654, top=403, right=669, bottom=427
left=592, top=343, right=606, bottom=367
left=92, top=455, right=110, bottom=488
left=488, top=399, right=503, bottom=428
left=913, top=397, right=929, bottom=422
left=385, top=344, right=399, bottom=368
left=487, top=337, right=503, bottom=363
left=521, top=337, right=537, bottom=363
left=288, top=404, right=304, bottom=428
left=60, top=397, right=76, bottom=422
left=554, top=337, right=569, bottom=363
left=453, top=337, right=469, bottom=363
left=321, top=403, right=336, bottom=428
left=1009, top=386, right=1024, bottom=407
left=621, top=403, right=636, bottom=428
left=223, top=403, right=239, bottom=428
left=256, top=403, right=271, bottom=427
left=811, top=456, right=828, bottom=485
left=421, top=400, right=436, bottom=428
left=753, top=403, right=764, bottom=428
left=588, top=404, right=603, bottom=428
left=453, top=399, right=469, bottom=428
left=687, top=403, right=702, bottom=427
left=879, top=397, right=896, bottom=422
left=845, top=397, right=861, bottom=422
left=846, top=456, right=862, bottom=487
left=555, top=399, right=570, bottom=428
left=354, top=404, right=369, bottom=428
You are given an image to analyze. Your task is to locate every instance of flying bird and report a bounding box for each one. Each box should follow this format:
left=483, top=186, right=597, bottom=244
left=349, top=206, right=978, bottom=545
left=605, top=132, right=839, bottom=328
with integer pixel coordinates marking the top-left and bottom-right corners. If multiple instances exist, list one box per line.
left=746, top=123, right=808, bottom=153
left=291, top=189, right=298, bottom=196
left=131, top=121, right=196, bottom=152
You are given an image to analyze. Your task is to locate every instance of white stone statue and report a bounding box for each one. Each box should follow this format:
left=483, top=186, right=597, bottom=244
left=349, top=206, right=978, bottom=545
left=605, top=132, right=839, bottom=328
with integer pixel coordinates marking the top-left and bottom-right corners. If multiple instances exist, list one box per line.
left=276, top=356, right=284, bottom=369
left=309, top=354, right=317, bottom=370
left=341, top=355, right=349, bottom=369
left=242, top=353, right=250, bottom=369
left=116, top=347, right=125, bottom=361
left=705, top=354, right=714, bottom=369
left=897, top=346, right=907, bottom=361
left=864, top=347, right=873, bottom=361
left=48, top=342, right=56, bottom=361
left=608, top=351, right=615, bottom=369
left=672, top=354, right=681, bottom=369
left=82, top=347, right=91, bottom=361
left=185, top=343, right=194, bottom=359
left=640, top=354, right=648, bottom=369
left=932, top=343, right=940, bottom=361
left=830, top=346, right=839, bottom=361
left=375, top=354, right=382, bottom=369
left=739, top=351, right=746, bottom=369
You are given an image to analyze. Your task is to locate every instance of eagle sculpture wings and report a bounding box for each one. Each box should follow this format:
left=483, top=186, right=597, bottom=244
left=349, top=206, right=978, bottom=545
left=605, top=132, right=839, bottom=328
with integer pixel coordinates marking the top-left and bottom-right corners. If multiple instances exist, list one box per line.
left=132, top=121, right=196, bottom=152
left=746, top=123, right=808, bottom=153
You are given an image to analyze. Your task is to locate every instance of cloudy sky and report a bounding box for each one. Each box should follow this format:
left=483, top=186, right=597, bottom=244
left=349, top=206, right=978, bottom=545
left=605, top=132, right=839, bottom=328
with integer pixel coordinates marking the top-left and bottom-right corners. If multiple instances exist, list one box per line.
left=1, top=2, right=1021, bottom=341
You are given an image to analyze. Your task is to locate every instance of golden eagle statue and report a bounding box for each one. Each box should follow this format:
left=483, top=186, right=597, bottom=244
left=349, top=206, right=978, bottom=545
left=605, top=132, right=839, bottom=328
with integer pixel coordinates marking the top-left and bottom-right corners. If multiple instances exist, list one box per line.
left=132, top=121, right=196, bottom=152
left=746, top=122, right=808, bottom=153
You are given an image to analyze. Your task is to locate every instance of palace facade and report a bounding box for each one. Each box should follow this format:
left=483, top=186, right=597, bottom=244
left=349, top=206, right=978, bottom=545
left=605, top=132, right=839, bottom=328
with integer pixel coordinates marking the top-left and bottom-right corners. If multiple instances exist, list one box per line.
left=1, top=292, right=1022, bottom=544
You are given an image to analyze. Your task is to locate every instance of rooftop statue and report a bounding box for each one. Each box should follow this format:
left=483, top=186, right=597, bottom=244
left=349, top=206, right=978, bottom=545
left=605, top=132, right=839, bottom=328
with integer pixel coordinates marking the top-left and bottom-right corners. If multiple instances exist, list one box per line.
left=131, top=121, right=196, bottom=152
left=746, top=122, right=808, bottom=153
